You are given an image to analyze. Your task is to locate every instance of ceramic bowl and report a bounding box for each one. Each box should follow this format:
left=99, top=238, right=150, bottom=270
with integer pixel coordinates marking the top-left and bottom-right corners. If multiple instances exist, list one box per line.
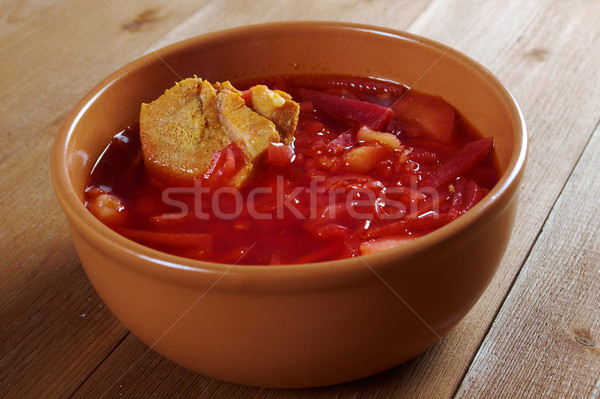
left=51, top=22, right=527, bottom=388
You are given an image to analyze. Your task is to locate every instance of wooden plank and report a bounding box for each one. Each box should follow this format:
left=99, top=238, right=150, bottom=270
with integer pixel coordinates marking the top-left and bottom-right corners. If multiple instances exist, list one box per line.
left=149, top=0, right=434, bottom=50
left=69, top=334, right=345, bottom=399
left=455, top=125, right=600, bottom=397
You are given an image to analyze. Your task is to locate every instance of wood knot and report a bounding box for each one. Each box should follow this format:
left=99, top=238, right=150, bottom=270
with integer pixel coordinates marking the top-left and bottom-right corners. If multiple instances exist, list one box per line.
left=525, top=48, right=549, bottom=60
left=572, top=327, right=595, bottom=347
left=575, top=336, right=595, bottom=347
left=124, top=8, right=160, bottom=31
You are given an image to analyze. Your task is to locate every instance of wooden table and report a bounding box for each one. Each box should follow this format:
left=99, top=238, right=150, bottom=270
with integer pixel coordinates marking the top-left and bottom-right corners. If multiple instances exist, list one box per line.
left=1, top=0, right=599, bottom=397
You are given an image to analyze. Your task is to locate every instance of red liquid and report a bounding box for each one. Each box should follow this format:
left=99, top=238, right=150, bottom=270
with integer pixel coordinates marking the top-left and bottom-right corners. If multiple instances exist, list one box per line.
left=86, top=75, right=499, bottom=265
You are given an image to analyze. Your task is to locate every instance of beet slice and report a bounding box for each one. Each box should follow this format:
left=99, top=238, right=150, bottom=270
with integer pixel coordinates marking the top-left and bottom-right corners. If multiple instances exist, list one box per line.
left=299, top=88, right=393, bottom=130
left=391, top=91, right=455, bottom=143
left=422, top=138, right=494, bottom=188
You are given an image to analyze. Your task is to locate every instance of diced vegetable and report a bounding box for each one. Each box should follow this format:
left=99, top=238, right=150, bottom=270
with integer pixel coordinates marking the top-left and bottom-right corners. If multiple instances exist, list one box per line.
left=462, top=179, right=486, bottom=212
left=314, top=223, right=351, bottom=240
left=203, top=143, right=248, bottom=187
left=326, top=131, right=354, bottom=155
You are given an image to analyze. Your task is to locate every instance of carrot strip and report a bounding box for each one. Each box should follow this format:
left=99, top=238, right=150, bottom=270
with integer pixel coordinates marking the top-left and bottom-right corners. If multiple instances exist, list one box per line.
left=360, top=235, right=415, bottom=255
left=116, top=228, right=213, bottom=248
left=288, top=244, right=344, bottom=264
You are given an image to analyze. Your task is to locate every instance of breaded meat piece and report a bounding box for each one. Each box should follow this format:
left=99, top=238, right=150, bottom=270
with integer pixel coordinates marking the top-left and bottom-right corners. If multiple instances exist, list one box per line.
left=249, top=85, right=299, bottom=144
left=140, top=78, right=300, bottom=187
left=139, top=78, right=231, bottom=183
left=216, top=82, right=281, bottom=161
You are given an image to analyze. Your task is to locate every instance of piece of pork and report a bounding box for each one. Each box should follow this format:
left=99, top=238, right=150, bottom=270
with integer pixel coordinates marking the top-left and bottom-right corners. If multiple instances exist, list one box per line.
left=139, top=78, right=231, bottom=183
left=216, top=82, right=281, bottom=160
left=248, top=85, right=299, bottom=144
left=140, top=78, right=299, bottom=187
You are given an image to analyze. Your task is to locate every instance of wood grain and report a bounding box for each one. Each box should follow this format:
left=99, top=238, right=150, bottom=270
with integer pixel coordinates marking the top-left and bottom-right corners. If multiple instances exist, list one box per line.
left=455, top=124, right=600, bottom=398
left=1, top=0, right=600, bottom=397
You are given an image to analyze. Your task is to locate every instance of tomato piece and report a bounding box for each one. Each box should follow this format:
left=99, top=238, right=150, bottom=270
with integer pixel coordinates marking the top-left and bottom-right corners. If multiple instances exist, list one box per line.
left=447, top=179, right=467, bottom=220
left=240, top=89, right=252, bottom=105
left=299, top=88, right=393, bottom=130
left=462, top=179, right=485, bottom=212
left=203, top=143, right=247, bottom=186
left=203, top=149, right=225, bottom=180
left=327, top=131, right=355, bottom=155
left=266, top=142, right=294, bottom=166
left=407, top=148, right=438, bottom=164
left=403, top=139, right=460, bottom=161
left=392, top=91, right=455, bottom=143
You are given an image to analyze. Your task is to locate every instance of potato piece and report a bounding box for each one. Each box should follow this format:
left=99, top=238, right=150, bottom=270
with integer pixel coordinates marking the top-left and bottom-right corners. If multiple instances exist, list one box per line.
left=342, top=145, right=389, bottom=173
left=87, top=192, right=126, bottom=226
left=357, top=126, right=403, bottom=150
left=249, top=85, right=300, bottom=144
left=140, top=78, right=231, bottom=182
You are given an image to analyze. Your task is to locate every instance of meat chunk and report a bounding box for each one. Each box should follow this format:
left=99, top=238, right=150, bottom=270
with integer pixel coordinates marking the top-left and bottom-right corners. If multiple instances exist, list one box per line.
left=140, top=78, right=299, bottom=187
left=140, top=78, right=231, bottom=183
left=249, top=85, right=299, bottom=144
left=216, top=82, right=281, bottom=160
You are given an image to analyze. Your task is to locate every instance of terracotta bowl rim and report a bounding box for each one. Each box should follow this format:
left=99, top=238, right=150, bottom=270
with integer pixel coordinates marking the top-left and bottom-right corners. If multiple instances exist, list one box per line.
left=51, top=21, right=527, bottom=288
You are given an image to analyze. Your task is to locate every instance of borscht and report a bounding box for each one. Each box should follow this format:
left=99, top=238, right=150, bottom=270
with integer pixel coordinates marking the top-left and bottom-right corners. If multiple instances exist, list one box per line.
left=85, top=75, right=499, bottom=265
